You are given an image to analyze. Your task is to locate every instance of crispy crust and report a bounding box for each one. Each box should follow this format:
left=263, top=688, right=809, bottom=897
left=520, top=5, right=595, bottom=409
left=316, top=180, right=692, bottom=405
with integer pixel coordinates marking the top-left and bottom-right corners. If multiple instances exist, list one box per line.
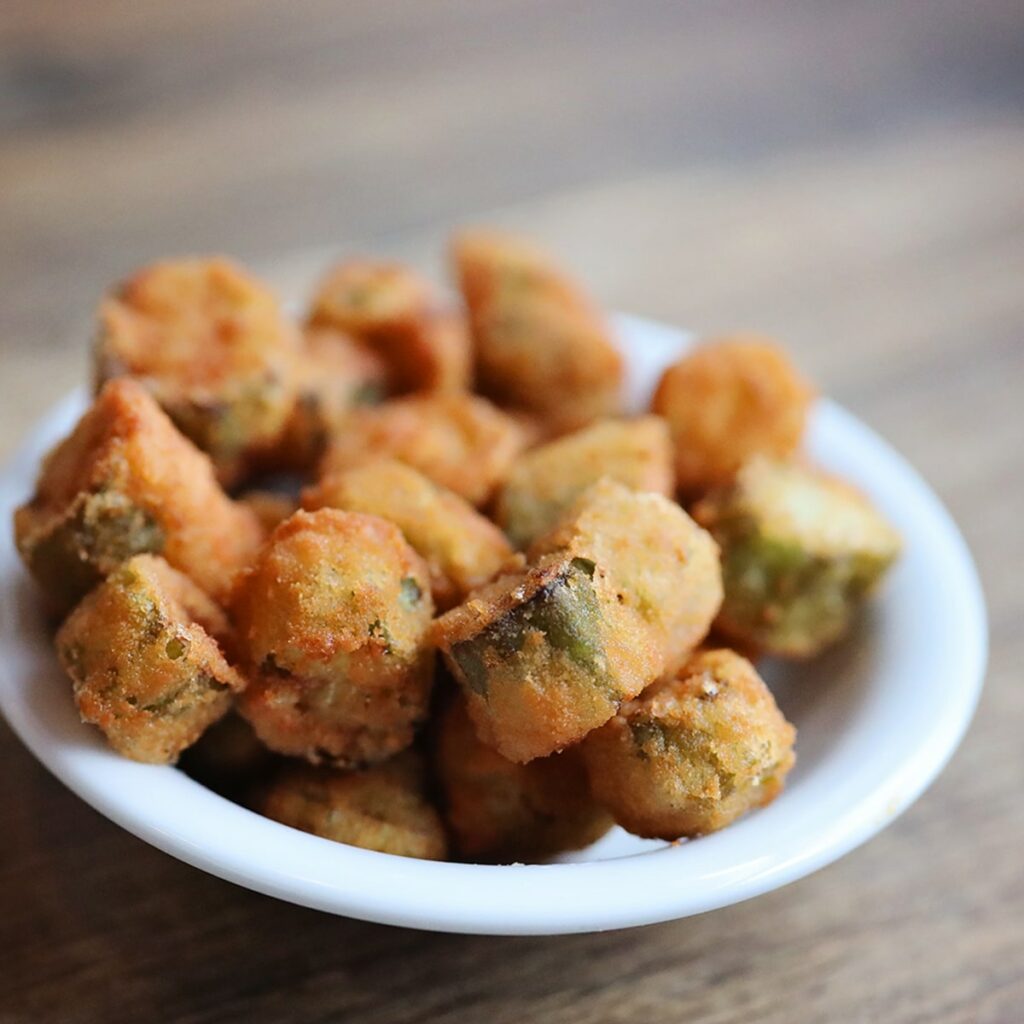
left=652, top=335, right=814, bottom=494
left=452, top=228, right=623, bottom=433
left=582, top=648, right=796, bottom=839
left=302, top=459, right=513, bottom=609
left=308, top=260, right=471, bottom=393
left=14, top=378, right=263, bottom=610
left=233, top=508, right=435, bottom=766
left=320, top=392, right=526, bottom=507
left=529, top=478, right=723, bottom=675
left=435, top=480, right=720, bottom=762
left=434, top=696, right=611, bottom=862
left=56, top=554, right=245, bottom=764
left=693, top=456, right=901, bottom=657
left=261, top=752, right=447, bottom=860
left=95, top=257, right=302, bottom=486
left=495, top=416, right=674, bottom=548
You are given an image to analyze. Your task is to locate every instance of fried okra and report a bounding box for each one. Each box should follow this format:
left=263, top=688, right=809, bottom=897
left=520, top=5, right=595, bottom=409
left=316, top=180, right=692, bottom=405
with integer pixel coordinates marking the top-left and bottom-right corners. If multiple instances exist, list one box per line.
left=434, top=696, right=611, bottom=862
left=495, top=416, right=674, bottom=548
left=14, top=378, right=263, bottom=610
left=281, top=327, right=388, bottom=469
left=95, top=258, right=301, bottom=485
left=308, top=260, right=471, bottom=393
left=233, top=509, right=435, bottom=767
left=652, top=335, right=815, bottom=494
left=434, top=480, right=722, bottom=762
left=261, top=752, right=447, bottom=860
left=529, top=479, right=723, bottom=675
left=302, top=459, right=513, bottom=610
left=582, top=648, right=796, bottom=839
left=320, top=393, right=526, bottom=507
left=56, top=555, right=245, bottom=764
left=693, top=457, right=901, bottom=658
left=452, top=229, right=624, bottom=433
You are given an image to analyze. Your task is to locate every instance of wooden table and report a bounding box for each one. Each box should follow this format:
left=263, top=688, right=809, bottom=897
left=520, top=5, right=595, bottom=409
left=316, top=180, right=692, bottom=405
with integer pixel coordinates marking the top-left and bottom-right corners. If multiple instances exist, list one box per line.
left=2, top=2, right=1022, bottom=1020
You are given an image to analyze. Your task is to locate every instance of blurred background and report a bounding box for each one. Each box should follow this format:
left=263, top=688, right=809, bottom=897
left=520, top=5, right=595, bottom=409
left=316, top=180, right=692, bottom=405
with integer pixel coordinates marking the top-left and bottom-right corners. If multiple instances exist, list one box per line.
left=2, top=2, right=1022, bottom=1021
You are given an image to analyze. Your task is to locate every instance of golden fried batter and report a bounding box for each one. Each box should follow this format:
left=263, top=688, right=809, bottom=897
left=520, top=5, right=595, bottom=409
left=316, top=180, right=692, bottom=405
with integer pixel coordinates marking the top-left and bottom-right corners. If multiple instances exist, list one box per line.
left=582, top=648, right=796, bottom=839
left=693, top=456, right=901, bottom=657
left=261, top=751, right=447, bottom=860
left=309, top=260, right=470, bottom=393
left=95, top=257, right=302, bottom=485
left=57, top=554, right=245, bottom=764
left=652, top=335, right=814, bottom=494
left=303, top=459, right=513, bottom=610
left=434, top=696, right=611, bottom=862
left=495, top=416, right=674, bottom=548
left=452, top=228, right=623, bottom=433
left=320, top=393, right=526, bottom=507
left=14, top=378, right=263, bottom=610
left=528, top=478, right=722, bottom=675
left=233, top=508, right=435, bottom=767
left=435, top=480, right=721, bottom=762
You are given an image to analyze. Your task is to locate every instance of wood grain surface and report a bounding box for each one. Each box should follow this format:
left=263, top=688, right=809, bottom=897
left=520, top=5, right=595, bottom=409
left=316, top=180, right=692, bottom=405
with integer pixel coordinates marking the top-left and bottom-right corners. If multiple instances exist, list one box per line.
left=2, top=2, right=1022, bottom=1021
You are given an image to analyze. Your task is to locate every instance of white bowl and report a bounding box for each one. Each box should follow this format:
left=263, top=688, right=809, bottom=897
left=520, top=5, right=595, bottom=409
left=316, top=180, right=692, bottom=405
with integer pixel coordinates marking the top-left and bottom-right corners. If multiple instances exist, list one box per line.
left=0, top=315, right=987, bottom=935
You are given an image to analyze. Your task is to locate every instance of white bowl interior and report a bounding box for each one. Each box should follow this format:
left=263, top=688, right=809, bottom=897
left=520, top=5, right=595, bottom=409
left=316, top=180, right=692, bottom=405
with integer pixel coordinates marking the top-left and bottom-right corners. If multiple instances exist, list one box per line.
left=0, top=315, right=986, bottom=934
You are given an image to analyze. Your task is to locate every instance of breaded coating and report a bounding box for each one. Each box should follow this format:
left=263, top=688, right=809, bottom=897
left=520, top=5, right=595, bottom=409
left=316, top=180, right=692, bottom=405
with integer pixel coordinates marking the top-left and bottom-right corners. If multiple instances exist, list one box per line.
left=233, top=509, right=435, bottom=767
left=308, top=260, right=471, bottom=393
left=320, top=393, right=526, bottom=507
left=281, top=327, right=388, bottom=469
left=261, top=751, right=447, bottom=860
left=495, top=416, right=674, bottom=548
left=302, top=459, right=513, bottom=610
left=179, top=712, right=278, bottom=801
left=95, top=257, right=301, bottom=485
left=237, top=489, right=299, bottom=534
left=434, top=696, right=611, bottom=862
left=652, top=335, right=815, bottom=494
left=56, top=555, right=245, bottom=764
left=452, top=228, right=624, bottom=433
left=434, top=480, right=721, bottom=762
left=14, top=378, right=263, bottom=610
left=529, top=479, right=723, bottom=675
left=693, top=456, right=901, bottom=658
left=582, top=649, right=796, bottom=839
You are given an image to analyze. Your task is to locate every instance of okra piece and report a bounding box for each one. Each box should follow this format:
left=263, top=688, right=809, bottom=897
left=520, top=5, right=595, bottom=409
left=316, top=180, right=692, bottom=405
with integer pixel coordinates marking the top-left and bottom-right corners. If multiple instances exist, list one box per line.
left=320, top=392, right=527, bottom=507
left=582, top=648, right=797, bottom=840
left=95, top=257, right=301, bottom=486
left=233, top=509, right=435, bottom=767
left=452, top=228, right=624, bottom=433
left=693, top=456, right=901, bottom=657
left=652, top=335, right=815, bottom=494
left=495, top=415, right=674, bottom=548
left=260, top=751, right=447, bottom=860
left=56, top=554, right=245, bottom=764
left=434, top=556, right=634, bottom=762
left=529, top=478, right=723, bottom=676
left=434, top=696, right=611, bottom=862
left=436, top=479, right=722, bottom=762
left=14, top=378, right=263, bottom=611
left=308, top=260, right=471, bottom=394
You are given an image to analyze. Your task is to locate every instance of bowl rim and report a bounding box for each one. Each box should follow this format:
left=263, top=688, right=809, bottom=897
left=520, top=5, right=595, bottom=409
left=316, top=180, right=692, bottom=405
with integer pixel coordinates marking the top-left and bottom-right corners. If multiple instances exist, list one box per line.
left=0, top=315, right=987, bottom=935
